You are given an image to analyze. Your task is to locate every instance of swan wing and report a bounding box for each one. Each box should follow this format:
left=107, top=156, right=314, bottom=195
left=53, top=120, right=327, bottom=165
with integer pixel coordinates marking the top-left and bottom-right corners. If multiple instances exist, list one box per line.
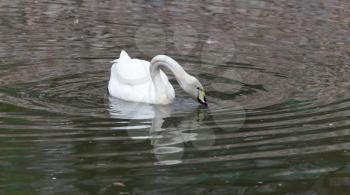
left=108, top=50, right=175, bottom=104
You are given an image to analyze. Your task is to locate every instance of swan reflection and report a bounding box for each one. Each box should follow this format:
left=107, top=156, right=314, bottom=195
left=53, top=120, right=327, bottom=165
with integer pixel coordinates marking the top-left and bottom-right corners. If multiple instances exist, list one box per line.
left=108, top=96, right=214, bottom=165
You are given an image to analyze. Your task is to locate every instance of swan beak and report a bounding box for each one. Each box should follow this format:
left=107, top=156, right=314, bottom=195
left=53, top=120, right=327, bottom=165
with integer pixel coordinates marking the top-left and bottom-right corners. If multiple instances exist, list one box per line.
left=197, top=90, right=208, bottom=106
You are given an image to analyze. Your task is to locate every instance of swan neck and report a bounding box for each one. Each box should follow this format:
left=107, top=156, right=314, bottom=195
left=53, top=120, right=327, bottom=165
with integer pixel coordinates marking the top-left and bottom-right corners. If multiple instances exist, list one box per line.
left=150, top=55, right=189, bottom=86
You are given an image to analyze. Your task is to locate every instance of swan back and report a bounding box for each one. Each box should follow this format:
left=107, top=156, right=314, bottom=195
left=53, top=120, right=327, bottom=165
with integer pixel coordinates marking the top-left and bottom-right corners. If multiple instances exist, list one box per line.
left=108, top=50, right=175, bottom=104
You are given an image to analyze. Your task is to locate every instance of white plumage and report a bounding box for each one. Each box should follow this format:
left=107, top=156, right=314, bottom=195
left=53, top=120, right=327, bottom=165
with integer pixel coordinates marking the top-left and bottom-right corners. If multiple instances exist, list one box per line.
left=108, top=50, right=207, bottom=105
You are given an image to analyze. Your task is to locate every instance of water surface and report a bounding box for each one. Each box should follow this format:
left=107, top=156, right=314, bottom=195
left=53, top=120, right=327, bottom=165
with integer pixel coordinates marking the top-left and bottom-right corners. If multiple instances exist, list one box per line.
left=1, top=0, right=350, bottom=194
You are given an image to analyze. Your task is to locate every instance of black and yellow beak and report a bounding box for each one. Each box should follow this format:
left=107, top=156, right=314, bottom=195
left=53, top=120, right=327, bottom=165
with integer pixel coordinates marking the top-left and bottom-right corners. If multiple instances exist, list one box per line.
left=197, top=89, right=208, bottom=106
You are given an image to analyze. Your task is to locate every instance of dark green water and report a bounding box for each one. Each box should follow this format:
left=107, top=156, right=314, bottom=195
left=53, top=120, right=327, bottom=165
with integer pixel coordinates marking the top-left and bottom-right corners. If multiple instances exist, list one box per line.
left=1, top=0, right=350, bottom=194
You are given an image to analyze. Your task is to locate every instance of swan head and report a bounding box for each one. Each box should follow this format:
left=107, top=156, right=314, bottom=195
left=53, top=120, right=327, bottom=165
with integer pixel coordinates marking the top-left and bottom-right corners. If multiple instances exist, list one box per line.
left=197, top=87, right=208, bottom=106
left=183, top=77, right=208, bottom=106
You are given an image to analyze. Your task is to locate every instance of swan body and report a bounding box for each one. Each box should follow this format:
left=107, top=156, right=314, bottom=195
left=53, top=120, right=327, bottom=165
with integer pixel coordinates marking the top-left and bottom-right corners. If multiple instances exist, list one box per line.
left=108, top=50, right=207, bottom=105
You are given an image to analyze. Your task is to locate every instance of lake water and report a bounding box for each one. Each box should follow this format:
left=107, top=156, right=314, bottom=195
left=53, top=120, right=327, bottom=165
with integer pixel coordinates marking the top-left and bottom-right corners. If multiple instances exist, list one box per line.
left=1, top=0, right=350, bottom=194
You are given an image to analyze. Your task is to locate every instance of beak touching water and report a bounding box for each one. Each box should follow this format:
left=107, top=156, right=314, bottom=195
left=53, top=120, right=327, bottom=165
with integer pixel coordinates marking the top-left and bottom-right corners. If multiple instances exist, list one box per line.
left=197, top=89, right=208, bottom=107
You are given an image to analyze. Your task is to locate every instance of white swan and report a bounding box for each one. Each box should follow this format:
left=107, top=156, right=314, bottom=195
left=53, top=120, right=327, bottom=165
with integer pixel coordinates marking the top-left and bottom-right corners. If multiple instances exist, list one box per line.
left=108, top=50, right=207, bottom=106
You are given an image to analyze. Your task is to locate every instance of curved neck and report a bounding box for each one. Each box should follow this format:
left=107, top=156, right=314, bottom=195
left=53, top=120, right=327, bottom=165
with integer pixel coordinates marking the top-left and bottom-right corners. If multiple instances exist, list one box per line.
left=149, top=55, right=191, bottom=91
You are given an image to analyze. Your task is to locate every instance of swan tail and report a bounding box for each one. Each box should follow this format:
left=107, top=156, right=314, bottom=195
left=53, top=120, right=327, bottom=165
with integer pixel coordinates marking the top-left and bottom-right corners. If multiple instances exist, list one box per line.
left=119, top=50, right=130, bottom=60
left=110, top=50, right=131, bottom=63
